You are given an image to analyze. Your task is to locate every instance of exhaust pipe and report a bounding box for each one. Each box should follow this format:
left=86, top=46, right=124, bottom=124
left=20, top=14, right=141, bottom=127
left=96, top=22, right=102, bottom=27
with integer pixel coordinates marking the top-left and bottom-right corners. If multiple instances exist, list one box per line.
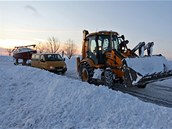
left=83, top=30, right=89, bottom=40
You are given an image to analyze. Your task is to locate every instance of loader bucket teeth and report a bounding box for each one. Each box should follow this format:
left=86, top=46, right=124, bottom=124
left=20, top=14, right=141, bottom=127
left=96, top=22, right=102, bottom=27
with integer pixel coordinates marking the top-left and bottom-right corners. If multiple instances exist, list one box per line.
left=123, top=67, right=138, bottom=87
left=137, top=70, right=172, bottom=85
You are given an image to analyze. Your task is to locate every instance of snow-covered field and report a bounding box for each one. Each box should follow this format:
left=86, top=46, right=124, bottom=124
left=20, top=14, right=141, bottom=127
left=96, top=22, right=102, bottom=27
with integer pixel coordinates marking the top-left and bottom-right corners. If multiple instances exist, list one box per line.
left=0, top=55, right=172, bottom=129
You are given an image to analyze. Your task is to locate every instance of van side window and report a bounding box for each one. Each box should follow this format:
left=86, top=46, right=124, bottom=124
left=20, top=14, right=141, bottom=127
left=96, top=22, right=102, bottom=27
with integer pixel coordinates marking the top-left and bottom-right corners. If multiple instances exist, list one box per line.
left=35, top=55, right=40, bottom=61
left=32, top=54, right=39, bottom=61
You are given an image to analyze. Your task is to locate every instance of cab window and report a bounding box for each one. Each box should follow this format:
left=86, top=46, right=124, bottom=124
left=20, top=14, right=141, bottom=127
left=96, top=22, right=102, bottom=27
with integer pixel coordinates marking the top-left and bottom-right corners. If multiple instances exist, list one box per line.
left=112, top=35, right=120, bottom=51
left=97, top=35, right=110, bottom=52
left=88, top=36, right=97, bottom=54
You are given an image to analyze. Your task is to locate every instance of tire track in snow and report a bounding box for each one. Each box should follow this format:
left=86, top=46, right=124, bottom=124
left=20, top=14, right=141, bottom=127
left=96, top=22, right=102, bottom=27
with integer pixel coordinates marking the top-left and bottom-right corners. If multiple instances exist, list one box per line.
left=112, top=85, right=172, bottom=108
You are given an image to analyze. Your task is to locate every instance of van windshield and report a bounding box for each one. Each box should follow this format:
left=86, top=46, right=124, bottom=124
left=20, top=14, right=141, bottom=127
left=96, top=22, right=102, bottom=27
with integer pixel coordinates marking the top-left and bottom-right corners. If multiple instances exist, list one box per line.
left=44, top=54, right=63, bottom=61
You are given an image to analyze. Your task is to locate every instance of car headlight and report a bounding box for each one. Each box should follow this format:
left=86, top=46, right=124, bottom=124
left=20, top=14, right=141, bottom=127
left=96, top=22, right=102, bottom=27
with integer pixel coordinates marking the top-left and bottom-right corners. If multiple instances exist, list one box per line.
left=49, top=66, right=55, bottom=70
left=63, top=64, right=67, bottom=68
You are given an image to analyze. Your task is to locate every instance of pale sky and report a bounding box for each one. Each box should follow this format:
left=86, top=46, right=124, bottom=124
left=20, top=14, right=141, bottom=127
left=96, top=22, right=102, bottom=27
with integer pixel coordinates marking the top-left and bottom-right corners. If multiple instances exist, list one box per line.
left=0, top=1, right=172, bottom=59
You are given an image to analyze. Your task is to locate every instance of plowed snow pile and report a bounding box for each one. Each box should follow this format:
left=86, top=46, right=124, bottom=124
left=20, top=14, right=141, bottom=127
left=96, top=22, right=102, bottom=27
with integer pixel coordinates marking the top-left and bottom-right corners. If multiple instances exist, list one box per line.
left=0, top=55, right=172, bottom=129
left=125, top=56, right=172, bottom=76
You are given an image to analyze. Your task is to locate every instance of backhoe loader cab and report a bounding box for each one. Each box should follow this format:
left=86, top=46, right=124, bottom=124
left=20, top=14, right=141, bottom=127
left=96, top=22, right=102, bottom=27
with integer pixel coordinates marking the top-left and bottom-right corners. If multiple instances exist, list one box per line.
left=83, top=30, right=121, bottom=64
left=77, top=30, right=172, bottom=88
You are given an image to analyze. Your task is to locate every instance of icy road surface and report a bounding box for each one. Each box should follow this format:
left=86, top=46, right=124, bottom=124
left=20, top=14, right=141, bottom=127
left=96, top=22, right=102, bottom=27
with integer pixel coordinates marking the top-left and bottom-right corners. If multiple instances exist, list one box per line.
left=0, top=55, right=172, bottom=129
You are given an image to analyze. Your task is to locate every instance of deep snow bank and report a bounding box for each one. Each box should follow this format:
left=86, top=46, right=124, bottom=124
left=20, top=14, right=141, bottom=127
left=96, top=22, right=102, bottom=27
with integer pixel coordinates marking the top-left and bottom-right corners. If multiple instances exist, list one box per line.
left=0, top=56, right=172, bottom=129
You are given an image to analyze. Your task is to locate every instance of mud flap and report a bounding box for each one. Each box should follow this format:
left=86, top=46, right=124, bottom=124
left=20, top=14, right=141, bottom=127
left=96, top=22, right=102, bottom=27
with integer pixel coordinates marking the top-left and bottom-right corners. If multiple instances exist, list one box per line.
left=123, top=67, right=138, bottom=87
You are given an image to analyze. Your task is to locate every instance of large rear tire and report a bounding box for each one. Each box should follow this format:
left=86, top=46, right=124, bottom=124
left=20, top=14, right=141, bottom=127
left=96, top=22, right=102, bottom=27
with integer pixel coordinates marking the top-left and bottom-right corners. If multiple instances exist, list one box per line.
left=104, top=69, right=114, bottom=88
left=80, top=64, right=93, bottom=83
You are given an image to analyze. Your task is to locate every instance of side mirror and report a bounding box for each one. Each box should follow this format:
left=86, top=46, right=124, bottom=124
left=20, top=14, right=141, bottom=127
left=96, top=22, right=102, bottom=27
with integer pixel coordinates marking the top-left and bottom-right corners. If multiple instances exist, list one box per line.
left=40, top=59, right=45, bottom=62
left=121, top=35, right=125, bottom=40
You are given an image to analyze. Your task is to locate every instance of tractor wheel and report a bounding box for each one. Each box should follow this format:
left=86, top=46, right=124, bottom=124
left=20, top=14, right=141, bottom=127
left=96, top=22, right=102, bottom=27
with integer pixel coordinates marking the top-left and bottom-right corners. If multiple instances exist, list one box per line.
left=80, top=64, right=93, bottom=82
left=104, top=69, right=114, bottom=88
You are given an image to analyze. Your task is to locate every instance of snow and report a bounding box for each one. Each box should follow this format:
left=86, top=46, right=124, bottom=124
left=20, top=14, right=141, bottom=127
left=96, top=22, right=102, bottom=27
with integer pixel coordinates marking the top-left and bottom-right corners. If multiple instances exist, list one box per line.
left=13, top=48, right=35, bottom=53
left=165, top=61, right=172, bottom=71
left=1, top=55, right=172, bottom=129
left=149, top=46, right=153, bottom=56
left=125, top=56, right=172, bottom=76
left=140, top=45, right=144, bottom=57
left=92, top=68, right=103, bottom=79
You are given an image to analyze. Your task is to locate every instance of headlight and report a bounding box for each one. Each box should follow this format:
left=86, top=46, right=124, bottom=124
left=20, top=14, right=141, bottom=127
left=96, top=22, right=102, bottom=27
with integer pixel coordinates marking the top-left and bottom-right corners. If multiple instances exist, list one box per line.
left=63, top=64, right=67, bottom=68
left=49, top=66, right=55, bottom=70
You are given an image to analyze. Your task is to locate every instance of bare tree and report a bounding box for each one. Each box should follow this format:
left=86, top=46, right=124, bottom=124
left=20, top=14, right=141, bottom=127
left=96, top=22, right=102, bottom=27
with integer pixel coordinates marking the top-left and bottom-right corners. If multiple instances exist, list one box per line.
left=64, top=39, right=77, bottom=59
left=46, top=36, right=60, bottom=53
left=36, top=42, right=47, bottom=53
left=6, top=48, right=13, bottom=56
left=36, top=37, right=60, bottom=53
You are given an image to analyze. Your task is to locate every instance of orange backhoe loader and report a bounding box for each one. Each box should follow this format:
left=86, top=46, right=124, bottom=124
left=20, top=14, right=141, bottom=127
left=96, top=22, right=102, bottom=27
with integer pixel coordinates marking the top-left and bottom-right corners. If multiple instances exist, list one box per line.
left=76, top=30, right=172, bottom=88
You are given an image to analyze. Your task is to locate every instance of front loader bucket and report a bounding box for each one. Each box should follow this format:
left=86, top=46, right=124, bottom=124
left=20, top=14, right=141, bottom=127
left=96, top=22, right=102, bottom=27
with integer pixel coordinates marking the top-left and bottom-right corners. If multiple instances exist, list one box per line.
left=123, top=67, right=172, bottom=87
left=123, top=55, right=172, bottom=87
